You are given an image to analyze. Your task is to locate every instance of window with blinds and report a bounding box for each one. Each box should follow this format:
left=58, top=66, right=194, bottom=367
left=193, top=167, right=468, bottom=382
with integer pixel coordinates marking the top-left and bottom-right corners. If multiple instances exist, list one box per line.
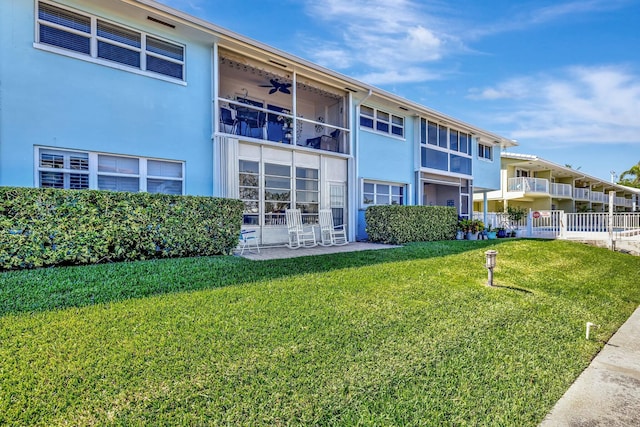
left=39, top=150, right=89, bottom=190
left=37, top=148, right=183, bottom=194
left=36, top=2, right=184, bottom=81
left=147, top=160, right=183, bottom=195
left=97, top=155, right=140, bottom=192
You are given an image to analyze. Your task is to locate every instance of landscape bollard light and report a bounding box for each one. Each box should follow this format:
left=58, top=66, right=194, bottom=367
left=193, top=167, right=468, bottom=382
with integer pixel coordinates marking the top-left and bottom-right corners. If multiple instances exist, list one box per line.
left=485, top=250, right=498, bottom=287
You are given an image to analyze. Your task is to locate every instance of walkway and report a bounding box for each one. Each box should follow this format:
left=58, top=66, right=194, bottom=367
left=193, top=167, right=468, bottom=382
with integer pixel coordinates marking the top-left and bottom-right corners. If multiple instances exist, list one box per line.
left=236, top=241, right=400, bottom=260
left=540, top=306, right=640, bottom=426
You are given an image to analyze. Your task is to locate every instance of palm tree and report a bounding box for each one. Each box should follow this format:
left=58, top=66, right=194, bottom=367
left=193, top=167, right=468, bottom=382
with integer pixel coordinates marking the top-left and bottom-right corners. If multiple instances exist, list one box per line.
left=619, top=161, right=640, bottom=188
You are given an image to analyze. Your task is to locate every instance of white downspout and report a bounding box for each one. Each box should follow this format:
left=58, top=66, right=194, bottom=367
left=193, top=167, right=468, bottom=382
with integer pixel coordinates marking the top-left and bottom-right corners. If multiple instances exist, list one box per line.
left=212, top=42, right=219, bottom=197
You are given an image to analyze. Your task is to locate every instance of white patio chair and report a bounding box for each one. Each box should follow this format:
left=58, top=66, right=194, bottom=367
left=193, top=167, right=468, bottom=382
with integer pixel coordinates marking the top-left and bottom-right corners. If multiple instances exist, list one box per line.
left=318, top=209, right=348, bottom=246
left=239, top=229, right=260, bottom=255
left=285, top=208, right=317, bottom=249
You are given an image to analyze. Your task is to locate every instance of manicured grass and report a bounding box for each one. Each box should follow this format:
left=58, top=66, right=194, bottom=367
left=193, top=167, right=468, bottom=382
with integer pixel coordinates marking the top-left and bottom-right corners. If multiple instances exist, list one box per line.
left=1, top=240, right=639, bottom=425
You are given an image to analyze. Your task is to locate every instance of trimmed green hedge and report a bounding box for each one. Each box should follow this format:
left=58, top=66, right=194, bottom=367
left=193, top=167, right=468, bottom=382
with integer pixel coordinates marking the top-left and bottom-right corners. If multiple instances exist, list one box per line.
left=365, top=205, right=458, bottom=244
left=0, top=187, right=243, bottom=270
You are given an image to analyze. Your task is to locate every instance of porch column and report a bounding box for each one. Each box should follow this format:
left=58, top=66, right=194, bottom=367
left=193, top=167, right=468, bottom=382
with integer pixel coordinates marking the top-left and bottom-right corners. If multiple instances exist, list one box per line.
left=608, top=191, right=615, bottom=250
left=483, top=191, right=488, bottom=227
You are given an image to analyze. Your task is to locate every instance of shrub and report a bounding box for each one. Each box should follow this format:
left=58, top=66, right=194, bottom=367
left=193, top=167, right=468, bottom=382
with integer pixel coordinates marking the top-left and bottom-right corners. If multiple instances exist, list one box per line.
left=506, top=206, right=527, bottom=222
left=0, top=187, right=243, bottom=270
left=365, top=205, right=458, bottom=244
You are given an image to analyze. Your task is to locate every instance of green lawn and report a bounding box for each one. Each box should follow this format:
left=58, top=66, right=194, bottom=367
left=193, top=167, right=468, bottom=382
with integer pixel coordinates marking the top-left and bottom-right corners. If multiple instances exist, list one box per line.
left=1, top=239, right=639, bottom=426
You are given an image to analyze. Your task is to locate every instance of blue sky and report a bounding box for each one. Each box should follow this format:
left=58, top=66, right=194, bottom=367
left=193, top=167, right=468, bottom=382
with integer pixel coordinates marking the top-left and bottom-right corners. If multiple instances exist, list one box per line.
left=158, top=0, right=640, bottom=182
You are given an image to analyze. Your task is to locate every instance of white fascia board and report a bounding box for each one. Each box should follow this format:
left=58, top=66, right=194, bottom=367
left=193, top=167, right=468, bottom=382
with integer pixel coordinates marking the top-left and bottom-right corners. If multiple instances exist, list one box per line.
left=501, top=152, right=637, bottom=194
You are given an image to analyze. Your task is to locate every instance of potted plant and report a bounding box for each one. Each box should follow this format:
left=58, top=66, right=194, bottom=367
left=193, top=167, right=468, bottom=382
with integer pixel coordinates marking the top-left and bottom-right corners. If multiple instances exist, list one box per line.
left=455, top=224, right=465, bottom=240
left=458, top=219, right=471, bottom=239
left=486, top=225, right=497, bottom=239
left=464, top=219, right=484, bottom=240
left=496, top=227, right=506, bottom=238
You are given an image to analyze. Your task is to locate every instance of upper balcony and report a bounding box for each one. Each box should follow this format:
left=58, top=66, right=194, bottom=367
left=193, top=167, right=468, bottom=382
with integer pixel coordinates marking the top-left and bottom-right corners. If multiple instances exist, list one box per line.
left=590, top=191, right=606, bottom=203
left=216, top=51, right=350, bottom=155
left=574, top=188, right=590, bottom=200
left=508, top=177, right=549, bottom=194
left=507, top=177, right=634, bottom=208
left=550, top=182, right=572, bottom=198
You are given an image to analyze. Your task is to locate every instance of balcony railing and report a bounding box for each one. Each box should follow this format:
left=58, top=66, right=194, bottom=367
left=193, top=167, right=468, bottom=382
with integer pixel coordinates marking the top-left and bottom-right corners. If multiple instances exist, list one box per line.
left=615, top=197, right=632, bottom=207
left=573, top=188, right=590, bottom=200
left=508, top=177, right=549, bottom=193
left=550, top=183, right=572, bottom=197
left=506, top=179, right=635, bottom=208
left=590, top=191, right=606, bottom=203
left=218, top=100, right=348, bottom=154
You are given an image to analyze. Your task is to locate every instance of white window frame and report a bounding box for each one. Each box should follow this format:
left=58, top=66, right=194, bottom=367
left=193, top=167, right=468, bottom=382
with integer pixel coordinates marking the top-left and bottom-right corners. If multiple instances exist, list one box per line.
left=361, top=180, right=405, bottom=208
left=35, top=147, right=184, bottom=194
left=263, top=162, right=292, bottom=225
left=239, top=160, right=260, bottom=226
left=478, top=143, right=493, bottom=161
left=359, top=105, right=405, bottom=139
left=295, top=166, right=319, bottom=216
left=239, top=158, right=322, bottom=226
left=34, top=1, right=186, bottom=84
left=37, top=149, right=90, bottom=190
left=420, top=117, right=473, bottom=177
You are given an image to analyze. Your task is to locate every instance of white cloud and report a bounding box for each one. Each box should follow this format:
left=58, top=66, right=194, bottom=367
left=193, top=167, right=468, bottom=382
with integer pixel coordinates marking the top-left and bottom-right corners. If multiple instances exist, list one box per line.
left=356, top=68, right=442, bottom=86
left=529, top=0, right=629, bottom=24
left=299, top=0, right=632, bottom=86
left=469, top=0, right=631, bottom=39
left=471, top=66, right=640, bottom=144
left=301, top=0, right=454, bottom=84
left=468, top=79, right=533, bottom=100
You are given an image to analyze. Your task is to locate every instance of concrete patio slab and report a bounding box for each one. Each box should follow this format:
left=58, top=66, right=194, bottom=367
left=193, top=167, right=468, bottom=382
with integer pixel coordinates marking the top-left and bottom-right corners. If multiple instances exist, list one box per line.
left=235, top=242, right=400, bottom=260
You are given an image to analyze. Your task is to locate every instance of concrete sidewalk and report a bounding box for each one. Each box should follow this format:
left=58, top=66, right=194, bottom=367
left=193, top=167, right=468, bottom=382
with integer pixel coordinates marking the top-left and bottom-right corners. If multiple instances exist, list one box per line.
left=540, top=306, right=640, bottom=426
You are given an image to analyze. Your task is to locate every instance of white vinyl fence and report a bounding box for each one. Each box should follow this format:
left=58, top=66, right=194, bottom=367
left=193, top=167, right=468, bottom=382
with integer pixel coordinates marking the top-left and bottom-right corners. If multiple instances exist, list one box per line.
left=563, top=212, right=640, bottom=240
left=474, top=210, right=640, bottom=242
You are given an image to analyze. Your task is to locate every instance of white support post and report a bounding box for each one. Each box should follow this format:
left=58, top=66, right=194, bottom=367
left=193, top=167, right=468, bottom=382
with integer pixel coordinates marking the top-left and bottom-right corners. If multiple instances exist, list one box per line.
left=608, top=191, right=615, bottom=251
left=483, top=192, right=488, bottom=228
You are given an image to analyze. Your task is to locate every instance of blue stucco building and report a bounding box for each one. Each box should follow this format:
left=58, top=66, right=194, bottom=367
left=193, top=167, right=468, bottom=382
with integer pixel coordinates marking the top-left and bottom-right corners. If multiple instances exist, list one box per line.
left=0, top=0, right=515, bottom=245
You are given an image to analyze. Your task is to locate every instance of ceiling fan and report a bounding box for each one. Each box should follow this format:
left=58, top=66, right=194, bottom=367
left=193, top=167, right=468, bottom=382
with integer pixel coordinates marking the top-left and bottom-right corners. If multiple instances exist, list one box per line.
left=259, top=79, right=292, bottom=94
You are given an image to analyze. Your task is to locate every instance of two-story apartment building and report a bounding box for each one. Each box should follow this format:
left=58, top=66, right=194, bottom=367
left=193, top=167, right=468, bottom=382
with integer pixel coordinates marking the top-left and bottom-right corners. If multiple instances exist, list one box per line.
left=0, top=0, right=514, bottom=245
left=475, top=153, right=639, bottom=213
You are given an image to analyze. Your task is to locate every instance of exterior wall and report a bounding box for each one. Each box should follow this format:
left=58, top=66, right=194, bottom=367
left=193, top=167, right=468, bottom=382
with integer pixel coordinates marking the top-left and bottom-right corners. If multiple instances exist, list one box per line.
left=554, top=199, right=573, bottom=211
left=0, top=0, right=214, bottom=195
left=355, top=103, right=415, bottom=240
left=472, top=142, right=501, bottom=191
